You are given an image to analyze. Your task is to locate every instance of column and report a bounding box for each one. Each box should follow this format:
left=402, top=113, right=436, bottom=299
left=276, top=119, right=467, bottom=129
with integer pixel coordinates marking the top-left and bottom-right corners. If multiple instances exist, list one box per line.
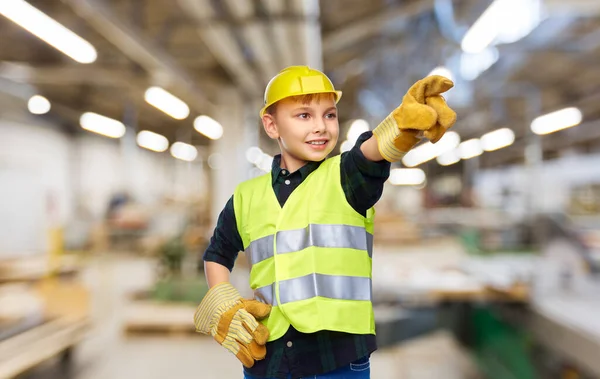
left=208, top=88, right=259, bottom=224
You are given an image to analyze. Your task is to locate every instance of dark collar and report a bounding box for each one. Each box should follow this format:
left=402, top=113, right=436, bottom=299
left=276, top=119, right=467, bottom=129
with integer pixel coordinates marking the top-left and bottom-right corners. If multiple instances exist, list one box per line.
left=271, top=154, right=324, bottom=186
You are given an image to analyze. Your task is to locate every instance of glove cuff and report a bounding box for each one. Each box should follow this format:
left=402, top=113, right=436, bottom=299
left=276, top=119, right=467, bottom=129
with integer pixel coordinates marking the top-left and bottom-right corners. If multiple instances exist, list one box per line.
left=372, top=113, right=407, bottom=162
left=194, top=282, right=241, bottom=334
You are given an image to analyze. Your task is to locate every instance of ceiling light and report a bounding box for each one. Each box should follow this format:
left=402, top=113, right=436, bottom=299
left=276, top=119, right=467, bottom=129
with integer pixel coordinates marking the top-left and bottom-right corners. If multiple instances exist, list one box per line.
left=340, top=140, right=353, bottom=153
left=389, top=168, right=426, bottom=186
left=257, top=153, right=273, bottom=172
left=402, top=131, right=461, bottom=167
left=531, top=107, right=582, bottom=135
left=207, top=153, right=223, bottom=169
left=0, top=0, right=97, bottom=64
left=461, top=0, right=504, bottom=53
left=437, top=150, right=461, bottom=166
left=481, top=128, right=515, bottom=151
left=194, top=115, right=223, bottom=140
left=136, top=130, right=169, bottom=152
left=79, top=112, right=126, bottom=139
left=460, top=47, right=499, bottom=81
left=246, top=146, right=263, bottom=164
left=347, top=119, right=370, bottom=142
left=27, top=95, right=50, bottom=114
left=458, top=138, right=483, bottom=159
left=460, top=0, right=541, bottom=54
left=170, top=142, right=197, bottom=162
left=144, top=86, right=190, bottom=120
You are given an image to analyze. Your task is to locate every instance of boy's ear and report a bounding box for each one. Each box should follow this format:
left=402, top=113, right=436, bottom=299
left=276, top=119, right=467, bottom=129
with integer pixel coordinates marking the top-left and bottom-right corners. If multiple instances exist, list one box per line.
left=261, top=114, right=279, bottom=140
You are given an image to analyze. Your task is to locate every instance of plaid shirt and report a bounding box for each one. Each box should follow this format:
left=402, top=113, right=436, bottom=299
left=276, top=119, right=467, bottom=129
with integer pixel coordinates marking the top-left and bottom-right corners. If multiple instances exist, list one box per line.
left=203, top=131, right=390, bottom=379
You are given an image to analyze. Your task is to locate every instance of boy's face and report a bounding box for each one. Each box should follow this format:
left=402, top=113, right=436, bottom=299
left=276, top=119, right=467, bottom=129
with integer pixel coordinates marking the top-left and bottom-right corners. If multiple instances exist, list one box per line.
left=262, top=96, right=339, bottom=168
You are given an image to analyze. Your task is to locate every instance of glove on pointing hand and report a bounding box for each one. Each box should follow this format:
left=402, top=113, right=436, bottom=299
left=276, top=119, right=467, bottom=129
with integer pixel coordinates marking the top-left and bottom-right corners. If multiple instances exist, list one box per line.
left=372, top=75, right=457, bottom=162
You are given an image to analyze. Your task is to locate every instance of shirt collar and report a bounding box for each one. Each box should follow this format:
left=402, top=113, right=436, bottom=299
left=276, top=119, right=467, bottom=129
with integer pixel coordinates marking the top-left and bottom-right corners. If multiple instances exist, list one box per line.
left=271, top=154, right=324, bottom=186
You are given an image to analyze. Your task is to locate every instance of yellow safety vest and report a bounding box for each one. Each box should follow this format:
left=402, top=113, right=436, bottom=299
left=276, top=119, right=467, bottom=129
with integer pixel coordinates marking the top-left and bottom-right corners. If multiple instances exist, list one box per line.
left=233, top=155, right=375, bottom=342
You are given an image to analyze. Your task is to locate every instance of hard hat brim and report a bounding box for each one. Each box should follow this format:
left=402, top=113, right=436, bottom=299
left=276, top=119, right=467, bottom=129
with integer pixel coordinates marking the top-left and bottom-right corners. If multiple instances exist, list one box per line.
left=259, top=90, right=343, bottom=117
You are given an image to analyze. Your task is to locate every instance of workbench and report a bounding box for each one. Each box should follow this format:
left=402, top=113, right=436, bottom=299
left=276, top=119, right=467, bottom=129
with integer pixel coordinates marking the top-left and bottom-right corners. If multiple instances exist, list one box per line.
left=0, top=276, right=90, bottom=379
left=0, top=317, right=88, bottom=379
left=529, top=295, right=600, bottom=378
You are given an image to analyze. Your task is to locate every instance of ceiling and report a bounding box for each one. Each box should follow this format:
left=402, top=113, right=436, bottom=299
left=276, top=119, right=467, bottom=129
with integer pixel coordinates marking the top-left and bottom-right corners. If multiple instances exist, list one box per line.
left=0, top=0, right=599, bottom=169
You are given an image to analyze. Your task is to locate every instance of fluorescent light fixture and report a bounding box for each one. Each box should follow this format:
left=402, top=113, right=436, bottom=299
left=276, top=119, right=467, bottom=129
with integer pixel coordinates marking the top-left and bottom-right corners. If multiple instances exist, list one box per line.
left=136, top=130, right=169, bottom=152
left=461, top=0, right=541, bottom=54
left=194, top=115, right=224, bottom=140
left=246, top=146, right=263, bottom=164
left=495, top=0, right=541, bottom=45
left=402, top=131, right=461, bottom=167
left=257, top=153, right=273, bottom=172
left=170, top=142, right=197, bottom=161
left=389, top=168, right=426, bottom=186
left=461, top=0, right=504, bottom=53
left=459, top=138, right=483, bottom=159
left=144, top=87, right=190, bottom=120
left=531, top=107, right=582, bottom=135
left=481, top=127, right=515, bottom=151
left=207, top=153, right=222, bottom=169
left=79, top=112, right=126, bottom=139
left=27, top=95, right=50, bottom=114
left=340, top=140, right=353, bottom=153
left=460, top=47, right=499, bottom=81
left=0, top=0, right=97, bottom=64
left=247, top=149, right=274, bottom=171
left=347, top=119, right=370, bottom=142
left=437, top=150, right=461, bottom=166
left=428, top=66, right=454, bottom=82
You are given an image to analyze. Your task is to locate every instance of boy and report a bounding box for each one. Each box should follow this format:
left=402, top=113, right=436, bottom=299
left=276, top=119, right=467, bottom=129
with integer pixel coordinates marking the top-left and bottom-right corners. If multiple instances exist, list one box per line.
left=194, top=66, right=456, bottom=378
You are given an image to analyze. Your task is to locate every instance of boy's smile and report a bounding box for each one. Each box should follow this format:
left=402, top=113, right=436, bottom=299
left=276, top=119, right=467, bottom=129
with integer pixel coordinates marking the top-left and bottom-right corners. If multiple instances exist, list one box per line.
left=306, top=138, right=329, bottom=150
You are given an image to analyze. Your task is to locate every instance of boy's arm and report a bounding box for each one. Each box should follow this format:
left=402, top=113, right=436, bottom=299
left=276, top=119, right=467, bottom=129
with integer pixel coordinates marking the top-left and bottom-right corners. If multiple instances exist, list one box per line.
left=204, top=261, right=231, bottom=288
left=359, top=133, right=384, bottom=162
left=202, top=196, right=244, bottom=285
left=340, top=132, right=391, bottom=216
left=360, top=136, right=383, bottom=162
left=195, top=195, right=271, bottom=368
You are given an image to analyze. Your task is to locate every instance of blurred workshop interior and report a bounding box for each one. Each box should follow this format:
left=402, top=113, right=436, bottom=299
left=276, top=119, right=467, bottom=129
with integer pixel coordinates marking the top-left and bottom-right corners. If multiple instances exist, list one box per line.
left=1, top=0, right=600, bottom=378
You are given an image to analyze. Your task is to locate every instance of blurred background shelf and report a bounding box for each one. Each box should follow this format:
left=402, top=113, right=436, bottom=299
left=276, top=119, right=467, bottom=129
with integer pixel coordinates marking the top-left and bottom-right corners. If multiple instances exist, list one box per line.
left=0, top=254, right=82, bottom=284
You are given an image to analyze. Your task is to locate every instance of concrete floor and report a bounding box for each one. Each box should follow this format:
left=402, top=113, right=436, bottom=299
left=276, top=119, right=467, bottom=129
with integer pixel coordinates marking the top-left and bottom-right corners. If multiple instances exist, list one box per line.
left=23, top=252, right=481, bottom=379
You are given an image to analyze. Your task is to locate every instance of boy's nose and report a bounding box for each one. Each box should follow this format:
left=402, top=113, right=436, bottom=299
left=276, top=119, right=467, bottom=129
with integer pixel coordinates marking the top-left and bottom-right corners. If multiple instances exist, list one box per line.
left=313, top=119, right=326, bottom=133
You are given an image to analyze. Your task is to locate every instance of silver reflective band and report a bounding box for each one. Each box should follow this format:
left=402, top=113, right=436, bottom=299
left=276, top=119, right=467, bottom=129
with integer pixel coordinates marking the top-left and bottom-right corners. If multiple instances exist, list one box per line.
left=246, top=224, right=373, bottom=264
left=276, top=224, right=372, bottom=255
left=254, top=284, right=275, bottom=305
left=254, top=274, right=372, bottom=306
left=279, top=274, right=372, bottom=304
left=246, top=234, right=274, bottom=265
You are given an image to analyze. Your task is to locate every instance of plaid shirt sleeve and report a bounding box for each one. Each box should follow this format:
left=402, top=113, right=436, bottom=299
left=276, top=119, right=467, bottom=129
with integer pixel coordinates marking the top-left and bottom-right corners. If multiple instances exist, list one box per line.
left=202, top=195, right=243, bottom=271
left=340, top=131, right=391, bottom=216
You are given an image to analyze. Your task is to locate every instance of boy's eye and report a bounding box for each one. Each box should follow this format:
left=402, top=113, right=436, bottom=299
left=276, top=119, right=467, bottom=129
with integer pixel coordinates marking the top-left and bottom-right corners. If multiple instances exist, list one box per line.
left=325, top=112, right=337, bottom=119
left=297, top=113, right=310, bottom=119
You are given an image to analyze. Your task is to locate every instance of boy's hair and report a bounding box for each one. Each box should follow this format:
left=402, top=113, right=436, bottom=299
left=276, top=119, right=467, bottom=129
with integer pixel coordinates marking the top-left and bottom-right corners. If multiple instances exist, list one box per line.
left=265, top=92, right=336, bottom=116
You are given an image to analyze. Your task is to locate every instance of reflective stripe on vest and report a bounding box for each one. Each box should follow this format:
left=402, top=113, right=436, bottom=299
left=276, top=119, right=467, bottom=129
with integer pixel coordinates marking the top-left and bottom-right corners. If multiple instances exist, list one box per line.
left=255, top=274, right=372, bottom=306
left=246, top=224, right=373, bottom=265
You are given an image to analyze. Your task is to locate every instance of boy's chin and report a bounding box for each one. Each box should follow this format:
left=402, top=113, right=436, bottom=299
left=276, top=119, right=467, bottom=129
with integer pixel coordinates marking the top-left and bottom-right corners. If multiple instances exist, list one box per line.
left=302, top=148, right=334, bottom=161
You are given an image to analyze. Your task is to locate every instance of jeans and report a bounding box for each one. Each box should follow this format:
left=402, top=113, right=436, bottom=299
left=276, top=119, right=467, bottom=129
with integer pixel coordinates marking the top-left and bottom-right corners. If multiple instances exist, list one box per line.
left=243, top=357, right=370, bottom=379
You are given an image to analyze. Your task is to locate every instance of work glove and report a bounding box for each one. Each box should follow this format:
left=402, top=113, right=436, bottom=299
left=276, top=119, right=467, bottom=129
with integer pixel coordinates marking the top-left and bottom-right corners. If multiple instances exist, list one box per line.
left=194, top=282, right=271, bottom=368
left=372, top=75, right=457, bottom=162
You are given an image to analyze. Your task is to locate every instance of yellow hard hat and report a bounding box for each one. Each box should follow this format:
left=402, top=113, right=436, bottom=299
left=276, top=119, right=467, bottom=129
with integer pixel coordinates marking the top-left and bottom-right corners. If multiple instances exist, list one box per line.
left=260, top=66, right=342, bottom=117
